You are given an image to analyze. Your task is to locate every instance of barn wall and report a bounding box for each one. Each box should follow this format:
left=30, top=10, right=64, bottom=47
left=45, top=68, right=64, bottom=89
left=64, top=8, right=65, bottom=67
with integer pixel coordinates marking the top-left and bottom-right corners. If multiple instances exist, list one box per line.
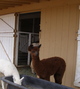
left=40, top=5, right=79, bottom=88
left=0, top=0, right=80, bottom=15
left=0, top=0, right=79, bottom=89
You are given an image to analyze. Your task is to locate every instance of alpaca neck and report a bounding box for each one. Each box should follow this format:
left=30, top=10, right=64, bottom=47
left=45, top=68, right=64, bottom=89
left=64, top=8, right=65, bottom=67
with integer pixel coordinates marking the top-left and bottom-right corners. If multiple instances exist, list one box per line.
left=32, top=55, right=42, bottom=69
left=13, top=70, right=20, bottom=79
left=32, top=55, right=40, bottom=62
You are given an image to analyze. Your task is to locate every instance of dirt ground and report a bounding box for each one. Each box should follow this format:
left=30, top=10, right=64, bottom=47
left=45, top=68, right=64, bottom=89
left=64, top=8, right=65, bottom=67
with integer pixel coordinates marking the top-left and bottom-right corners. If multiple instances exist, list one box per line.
left=17, top=66, right=36, bottom=77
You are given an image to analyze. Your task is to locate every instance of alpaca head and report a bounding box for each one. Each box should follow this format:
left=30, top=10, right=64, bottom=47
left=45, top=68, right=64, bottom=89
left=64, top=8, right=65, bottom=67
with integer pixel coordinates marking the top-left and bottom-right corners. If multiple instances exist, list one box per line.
left=13, top=76, right=24, bottom=85
left=28, top=44, right=41, bottom=56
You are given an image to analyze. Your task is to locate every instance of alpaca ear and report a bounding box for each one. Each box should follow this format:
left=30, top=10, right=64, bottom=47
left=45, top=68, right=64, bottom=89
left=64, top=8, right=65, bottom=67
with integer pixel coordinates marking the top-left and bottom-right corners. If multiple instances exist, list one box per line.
left=28, top=45, right=33, bottom=51
left=38, top=44, right=41, bottom=48
left=13, top=76, right=16, bottom=81
left=20, top=77, right=24, bottom=81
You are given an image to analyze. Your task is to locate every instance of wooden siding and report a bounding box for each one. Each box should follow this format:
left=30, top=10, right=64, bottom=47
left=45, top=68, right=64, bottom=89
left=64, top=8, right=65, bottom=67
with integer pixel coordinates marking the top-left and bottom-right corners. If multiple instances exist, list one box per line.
left=40, top=5, right=79, bottom=88
left=0, top=0, right=79, bottom=88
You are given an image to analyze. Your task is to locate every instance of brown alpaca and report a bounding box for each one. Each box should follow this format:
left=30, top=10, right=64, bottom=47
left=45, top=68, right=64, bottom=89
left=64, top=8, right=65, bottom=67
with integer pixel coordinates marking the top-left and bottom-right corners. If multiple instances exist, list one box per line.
left=28, top=44, right=66, bottom=84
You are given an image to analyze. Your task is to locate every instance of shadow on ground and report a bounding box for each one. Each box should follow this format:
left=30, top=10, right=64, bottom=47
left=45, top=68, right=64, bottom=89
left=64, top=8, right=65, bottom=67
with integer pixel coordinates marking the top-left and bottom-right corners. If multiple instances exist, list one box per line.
left=17, top=66, right=37, bottom=78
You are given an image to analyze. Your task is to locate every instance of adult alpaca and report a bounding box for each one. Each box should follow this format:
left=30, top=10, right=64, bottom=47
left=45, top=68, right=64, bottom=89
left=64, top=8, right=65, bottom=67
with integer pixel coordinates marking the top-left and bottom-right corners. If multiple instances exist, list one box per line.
left=28, top=44, right=66, bottom=84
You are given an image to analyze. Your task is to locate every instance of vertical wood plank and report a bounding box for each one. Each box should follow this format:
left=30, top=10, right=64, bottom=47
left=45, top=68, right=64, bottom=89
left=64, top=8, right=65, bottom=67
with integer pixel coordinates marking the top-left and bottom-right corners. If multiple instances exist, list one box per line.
left=60, top=6, right=70, bottom=85
left=65, top=5, right=78, bottom=87
left=40, top=8, right=46, bottom=59
left=54, top=6, right=63, bottom=56
left=49, top=7, right=57, bottom=57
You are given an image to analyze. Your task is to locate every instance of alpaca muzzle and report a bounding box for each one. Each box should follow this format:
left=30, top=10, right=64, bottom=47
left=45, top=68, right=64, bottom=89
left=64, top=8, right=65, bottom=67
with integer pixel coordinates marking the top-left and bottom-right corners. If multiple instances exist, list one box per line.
left=35, top=51, right=39, bottom=56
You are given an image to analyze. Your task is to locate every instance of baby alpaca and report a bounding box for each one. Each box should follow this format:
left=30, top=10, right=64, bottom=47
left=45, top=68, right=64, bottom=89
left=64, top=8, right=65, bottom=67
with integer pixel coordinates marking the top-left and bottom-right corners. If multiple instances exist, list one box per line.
left=0, top=59, right=24, bottom=85
left=28, top=44, right=66, bottom=84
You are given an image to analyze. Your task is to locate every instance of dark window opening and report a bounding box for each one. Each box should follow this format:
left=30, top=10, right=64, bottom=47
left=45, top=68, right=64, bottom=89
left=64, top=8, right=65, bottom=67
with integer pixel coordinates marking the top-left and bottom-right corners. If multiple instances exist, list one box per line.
left=18, top=12, right=41, bottom=66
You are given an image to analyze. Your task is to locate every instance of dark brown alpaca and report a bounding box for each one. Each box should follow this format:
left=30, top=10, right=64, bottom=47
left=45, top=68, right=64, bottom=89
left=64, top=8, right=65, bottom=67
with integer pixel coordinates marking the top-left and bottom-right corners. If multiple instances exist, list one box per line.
left=28, top=44, right=66, bottom=84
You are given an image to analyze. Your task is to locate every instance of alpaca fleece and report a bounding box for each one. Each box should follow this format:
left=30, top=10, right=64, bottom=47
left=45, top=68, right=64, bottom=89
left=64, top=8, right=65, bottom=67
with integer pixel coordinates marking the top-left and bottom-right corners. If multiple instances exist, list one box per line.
left=28, top=45, right=66, bottom=84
